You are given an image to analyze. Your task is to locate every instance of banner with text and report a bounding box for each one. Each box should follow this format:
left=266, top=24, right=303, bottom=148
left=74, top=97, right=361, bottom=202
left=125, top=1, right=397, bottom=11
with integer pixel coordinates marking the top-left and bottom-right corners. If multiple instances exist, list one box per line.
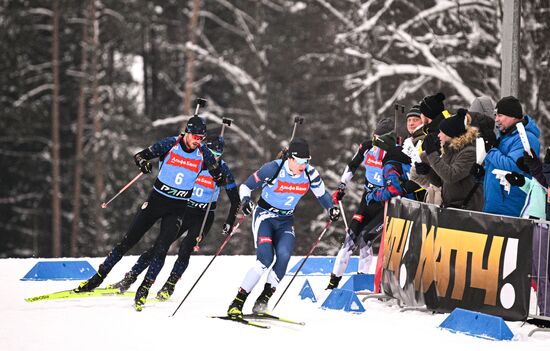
left=380, top=198, right=533, bottom=321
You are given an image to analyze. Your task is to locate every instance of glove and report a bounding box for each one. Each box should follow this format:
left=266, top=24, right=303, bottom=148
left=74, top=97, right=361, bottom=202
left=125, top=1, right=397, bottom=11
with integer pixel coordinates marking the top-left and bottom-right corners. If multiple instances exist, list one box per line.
left=134, top=154, right=152, bottom=174
left=470, top=163, right=485, bottom=181
left=415, top=162, right=431, bottom=175
left=505, top=172, right=525, bottom=187
left=545, top=148, right=550, bottom=164
left=484, top=131, right=497, bottom=152
left=522, top=149, right=538, bottom=170
left=328, top=206, right=341, bottom=221
left=363, top=140, right=373, bottom=150
left=331, top=183, right=346, bottom=204
left=241, top=197, right=255, bottom=216
left=221, top=223, right=233, bottom=236
left=422, top=134, right=440, bottom=155
left=402, top=180, right=420, bottom=194
left=213, top=172, right=227, bottom=187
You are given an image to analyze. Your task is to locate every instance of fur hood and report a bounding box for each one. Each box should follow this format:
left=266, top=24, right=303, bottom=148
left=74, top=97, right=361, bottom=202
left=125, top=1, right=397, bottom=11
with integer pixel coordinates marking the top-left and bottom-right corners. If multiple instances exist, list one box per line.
left=443, top=126, right=478, bottom=153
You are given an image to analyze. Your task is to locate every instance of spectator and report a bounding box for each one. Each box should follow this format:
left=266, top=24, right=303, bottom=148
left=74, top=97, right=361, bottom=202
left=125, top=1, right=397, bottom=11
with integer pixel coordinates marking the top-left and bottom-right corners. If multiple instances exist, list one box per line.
left=469, top=96, right=497, bottom=152
left=482, top=96, right=540, bottom=217
left=413, top=109, right=483, bottom=210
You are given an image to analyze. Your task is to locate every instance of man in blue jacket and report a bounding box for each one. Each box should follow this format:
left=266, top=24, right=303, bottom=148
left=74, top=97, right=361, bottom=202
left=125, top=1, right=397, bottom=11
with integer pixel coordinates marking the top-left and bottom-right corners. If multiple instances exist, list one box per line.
left=482, top=96, right=540, bottom=217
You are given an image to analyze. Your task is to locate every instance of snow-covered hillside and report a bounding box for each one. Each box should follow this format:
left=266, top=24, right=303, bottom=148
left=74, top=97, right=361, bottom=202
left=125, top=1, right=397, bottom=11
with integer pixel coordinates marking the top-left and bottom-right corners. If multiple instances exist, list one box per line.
left=1, top=256, right=548, bottom=351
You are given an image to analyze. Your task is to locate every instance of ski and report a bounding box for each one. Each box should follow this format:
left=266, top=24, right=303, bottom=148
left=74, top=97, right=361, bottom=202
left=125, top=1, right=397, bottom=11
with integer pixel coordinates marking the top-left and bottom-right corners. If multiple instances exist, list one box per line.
left=25, top=288, right=133, bottom=302
left=210, top=315, right=270, bottom=329
left=243, top=312, right=305, bottom=326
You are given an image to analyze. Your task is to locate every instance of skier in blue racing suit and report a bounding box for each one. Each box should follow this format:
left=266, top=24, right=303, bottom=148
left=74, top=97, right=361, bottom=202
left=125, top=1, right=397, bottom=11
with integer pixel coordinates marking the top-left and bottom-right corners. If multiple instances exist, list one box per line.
left=227, top=138, right=340, bottom=318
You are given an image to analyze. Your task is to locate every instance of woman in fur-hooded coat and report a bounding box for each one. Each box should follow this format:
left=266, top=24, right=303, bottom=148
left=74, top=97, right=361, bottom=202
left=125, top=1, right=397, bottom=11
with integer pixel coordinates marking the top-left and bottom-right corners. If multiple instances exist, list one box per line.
left=416, top=109, right=483, bottom=211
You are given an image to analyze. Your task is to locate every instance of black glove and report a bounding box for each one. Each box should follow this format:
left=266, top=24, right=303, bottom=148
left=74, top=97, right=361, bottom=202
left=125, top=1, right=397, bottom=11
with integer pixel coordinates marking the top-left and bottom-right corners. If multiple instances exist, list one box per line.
left=505, top=172, right=526, bottom=187
left=402, top=180, right=420, bottom=194
left=134, top=154, right=152, bottom=174
left=332, top=183, right=346, bottom=204
left=241, top=197, right=255, bottom=216
left=422, top=134, right=440, bottom=155
left=484, top=131, right=497, bottom=152
left=415, top=162, right=431, bottom=175
left=470, top=163, right=485, bottom=181
left=208, top=165, right=227, bottom=187
left=363, top=140, right=373, bottom=150
left=328, top=206, right=341, bottom=221
left=522, top=149, right=538, bottom=170
left=221, top=223, right=233, bottom=236
left=545, top=148, right=550, bottom=164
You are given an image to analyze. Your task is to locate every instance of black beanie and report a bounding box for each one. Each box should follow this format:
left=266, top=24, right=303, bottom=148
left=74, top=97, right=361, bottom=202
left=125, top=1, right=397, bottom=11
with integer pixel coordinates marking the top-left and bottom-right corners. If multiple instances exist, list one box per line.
left=288, top=137, right=310, bottom=158
left=372, top=131, right=397, bottom=151
left=496, top=96, right=523, bottom=119
left=419, top=92, right=446, bottom=120
left=439, top=108, right=468, bottom=138
left=406, top=105, right=422, bottom=119
left=374, top=117, right=394, bottom=135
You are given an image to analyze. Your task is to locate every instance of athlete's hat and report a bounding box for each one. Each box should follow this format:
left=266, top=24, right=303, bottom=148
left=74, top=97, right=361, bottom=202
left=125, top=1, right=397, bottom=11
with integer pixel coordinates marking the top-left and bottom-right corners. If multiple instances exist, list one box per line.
left=288, top=137, right=310, bottom=159
left=185, top=116, right=207, bottom=135
left=206, top=136, right=224, bottom=154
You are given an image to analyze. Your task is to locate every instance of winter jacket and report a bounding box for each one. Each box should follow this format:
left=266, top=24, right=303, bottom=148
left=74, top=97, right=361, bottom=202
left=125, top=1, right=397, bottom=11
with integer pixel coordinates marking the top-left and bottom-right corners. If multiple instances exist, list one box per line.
left=366, top=147, right=413, bottom=204
left=483, top=115, right=541, bottom=217
left=423, top=127, right=483, bottom=211
left=518, top=178, right=547, bottom=219
left=523, top=153, right=550, bottom=220
left=408, top=125, right=425, bottom=146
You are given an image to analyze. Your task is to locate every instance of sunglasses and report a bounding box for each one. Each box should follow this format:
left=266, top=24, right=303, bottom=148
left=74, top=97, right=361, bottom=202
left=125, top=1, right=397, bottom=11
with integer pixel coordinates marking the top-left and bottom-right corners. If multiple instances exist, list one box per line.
left=190, top=134, right=206, bottom=141
left=292, top=156, right=310, bottom=165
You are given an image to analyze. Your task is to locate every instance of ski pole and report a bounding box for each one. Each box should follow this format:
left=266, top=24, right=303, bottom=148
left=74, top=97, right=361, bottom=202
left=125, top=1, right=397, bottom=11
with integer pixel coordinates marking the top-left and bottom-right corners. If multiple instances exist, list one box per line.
left=193, top=117, right=233, bottom=251
left=290, top=116, right=304, bottom=141
left=100, top=172, right=144, bottom=208
left=272, top=219, right=333, bottom=310
left=171, top=215, right=247, bottom=317
left=338, top=200, right=349, bottom=232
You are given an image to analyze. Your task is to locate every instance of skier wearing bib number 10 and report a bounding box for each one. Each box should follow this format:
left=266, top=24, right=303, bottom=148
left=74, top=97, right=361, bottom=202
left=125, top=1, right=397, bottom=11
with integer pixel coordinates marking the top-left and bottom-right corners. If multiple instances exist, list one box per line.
left=327, top=127, right=414, bottom=290
left=227, top=138, right=341, bottom=318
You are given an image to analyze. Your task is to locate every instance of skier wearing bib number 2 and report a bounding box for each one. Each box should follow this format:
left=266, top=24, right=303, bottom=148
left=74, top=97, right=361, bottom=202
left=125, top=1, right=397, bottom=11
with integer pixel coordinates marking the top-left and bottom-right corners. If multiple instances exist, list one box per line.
left=74, top=117, right=227, bottom=304
left=327, top=125, right=413, bottom=290
left=227, top=138, right=340, bottom=318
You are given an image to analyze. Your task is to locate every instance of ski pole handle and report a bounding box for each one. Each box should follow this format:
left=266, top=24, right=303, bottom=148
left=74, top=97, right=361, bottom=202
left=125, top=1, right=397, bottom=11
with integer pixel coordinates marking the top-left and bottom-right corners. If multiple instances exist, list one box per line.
left=100, top=172, right=144, bottom=209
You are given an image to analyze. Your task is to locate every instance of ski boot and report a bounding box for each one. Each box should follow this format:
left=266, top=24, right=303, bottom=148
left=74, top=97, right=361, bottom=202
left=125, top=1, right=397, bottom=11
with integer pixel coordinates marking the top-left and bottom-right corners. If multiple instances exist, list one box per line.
left=227, top=288, right=249, bottom=319
left=74, top=265, right=106, bottom=293
left=134, top=278, right=154, bottom=311
left=325, top=273, right=342, bottom=290
left=252, top=283, right=276, bottom=313
left=107, top=271, right=137, bottom=293
left=156, top=272, right=179, bottom=301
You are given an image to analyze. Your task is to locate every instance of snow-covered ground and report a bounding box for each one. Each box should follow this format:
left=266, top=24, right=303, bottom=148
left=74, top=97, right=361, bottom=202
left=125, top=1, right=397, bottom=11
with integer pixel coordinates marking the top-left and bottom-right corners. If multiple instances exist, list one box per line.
left=1, top=256, right=549, bottom=351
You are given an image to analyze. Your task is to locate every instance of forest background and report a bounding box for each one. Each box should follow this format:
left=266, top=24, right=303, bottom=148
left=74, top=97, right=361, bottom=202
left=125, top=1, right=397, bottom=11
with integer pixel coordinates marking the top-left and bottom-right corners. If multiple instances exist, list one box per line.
left=1, top=0, right=548, bottom=258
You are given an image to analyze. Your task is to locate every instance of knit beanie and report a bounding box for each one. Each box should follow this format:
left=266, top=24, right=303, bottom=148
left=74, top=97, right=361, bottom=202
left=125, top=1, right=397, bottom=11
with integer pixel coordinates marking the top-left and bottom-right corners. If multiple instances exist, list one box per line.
left=406, top=105, right=422, bottom=119
left=469, top=96, right=494, bottom=117
left=439, top=108, right=468, bottom=138
left=419, top=92, right=446, bottom=120
left=372, top=131, right=397, bottom=151
left=288, top=137, right=310, bottom=158
left=374, top=117, right=394, bottom=135
left=496, top=96, right=523, bottom=119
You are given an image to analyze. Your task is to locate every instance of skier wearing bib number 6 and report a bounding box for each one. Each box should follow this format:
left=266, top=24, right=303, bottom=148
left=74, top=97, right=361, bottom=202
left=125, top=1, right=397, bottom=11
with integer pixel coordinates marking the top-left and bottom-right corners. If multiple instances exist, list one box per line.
left=327, top=122, right=413, bottom=290
left=227, top=138, right=340, bottom=318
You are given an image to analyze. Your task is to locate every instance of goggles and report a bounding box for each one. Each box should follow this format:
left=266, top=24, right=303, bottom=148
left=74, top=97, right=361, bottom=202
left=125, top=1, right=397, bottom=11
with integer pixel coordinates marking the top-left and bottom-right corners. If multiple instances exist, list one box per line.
left=190, top=134, right=206, bottom=141
left=209, top=149, right=222, bottom=157
left=292, top=156, right=310, bottom=165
